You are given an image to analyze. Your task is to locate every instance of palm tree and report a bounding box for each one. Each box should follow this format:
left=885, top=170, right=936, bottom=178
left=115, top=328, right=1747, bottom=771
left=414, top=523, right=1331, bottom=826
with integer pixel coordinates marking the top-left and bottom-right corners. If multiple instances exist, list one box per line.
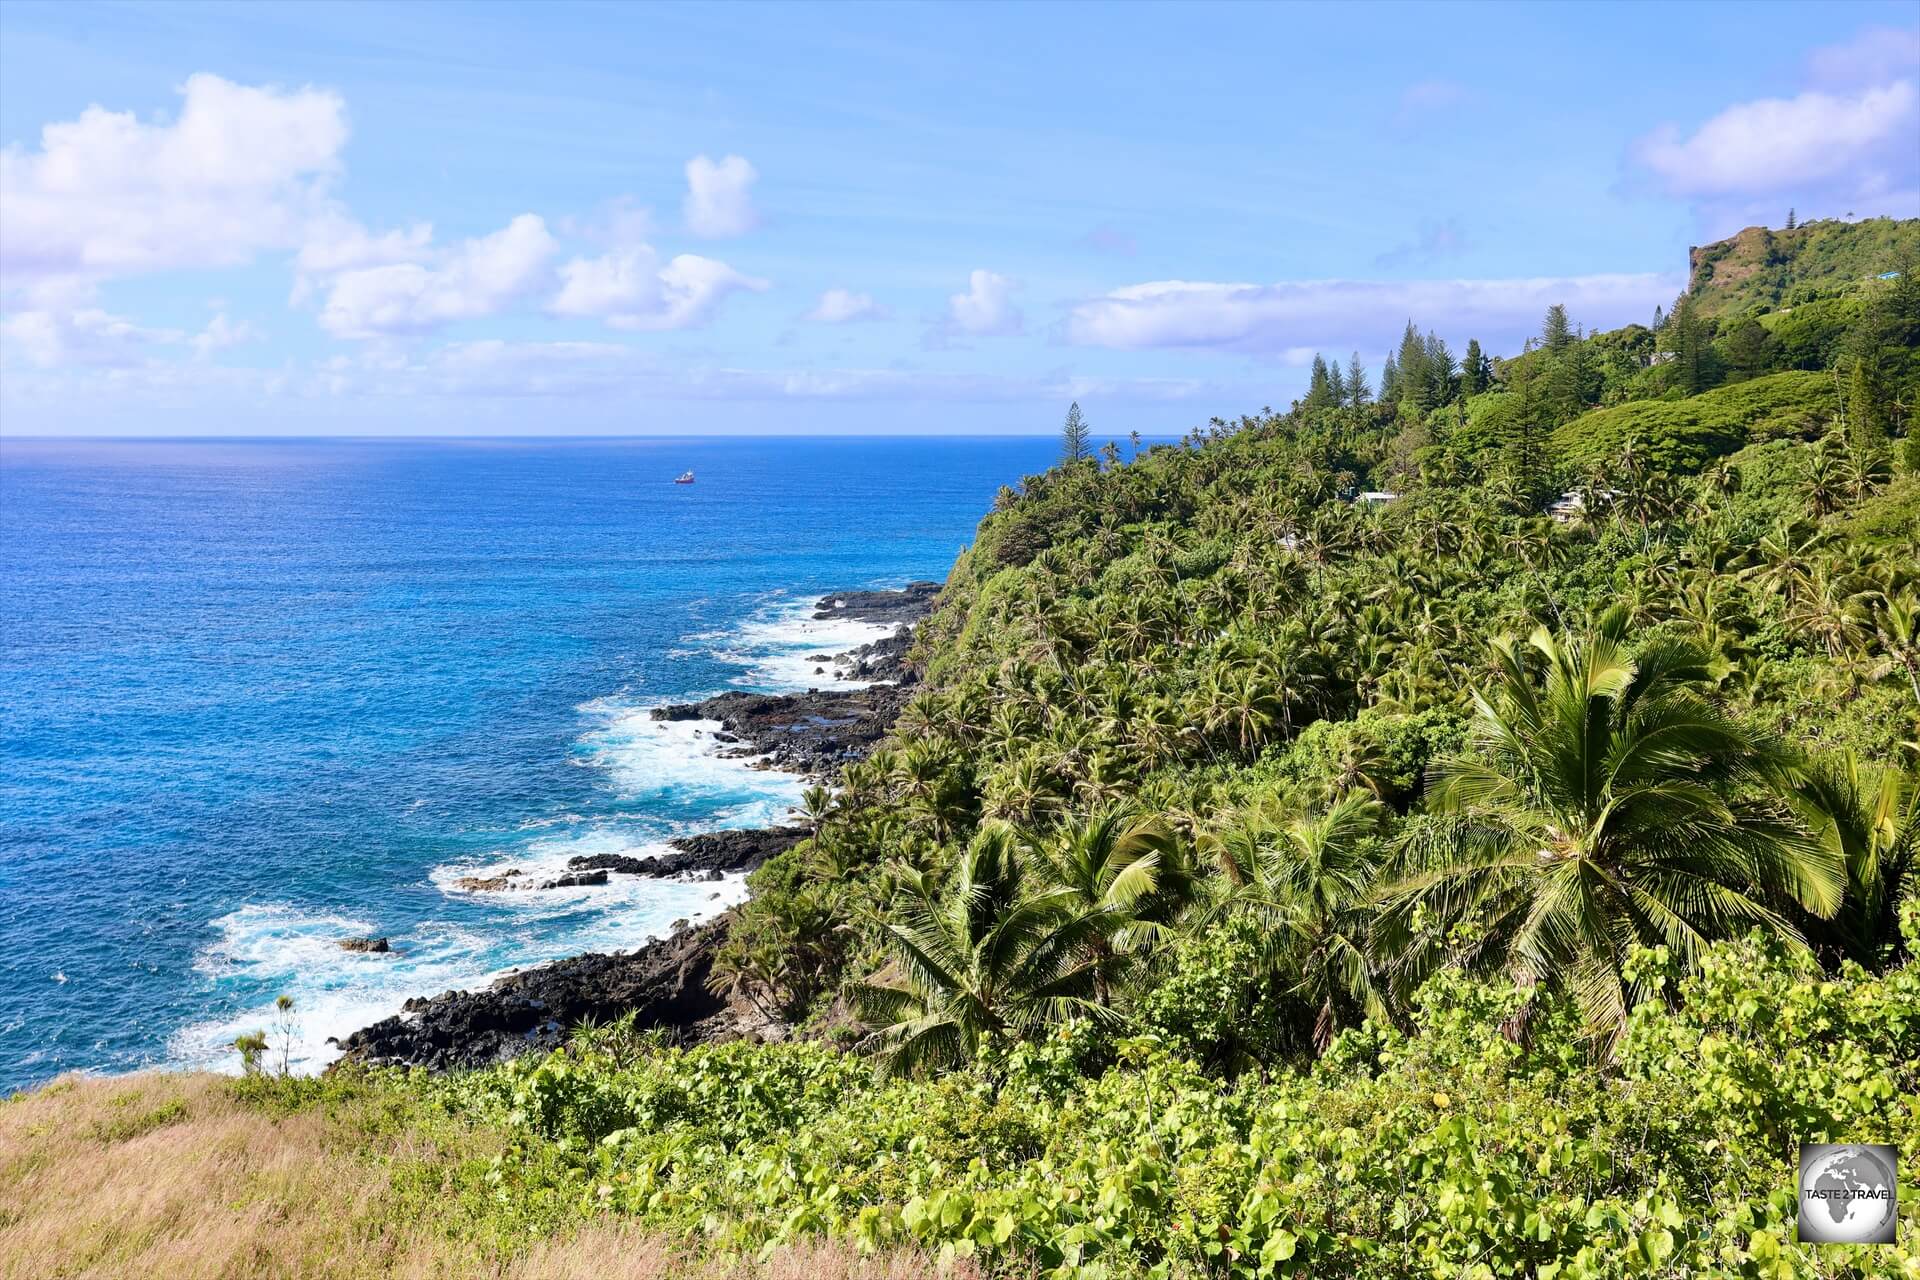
left=1386, top=611, right=1840, bottom=1041
left=852, top=826, right=1106, bottom=1076
left=1869, top=588, right=1920, bottom=708
left=1029, top=810, right=1193, bottom=1004
left=797, top=785, right=835, bottom=839
left=1209, top=791, right=1393, bottom=1050
left=1789, top=753, right=1918, bottom=969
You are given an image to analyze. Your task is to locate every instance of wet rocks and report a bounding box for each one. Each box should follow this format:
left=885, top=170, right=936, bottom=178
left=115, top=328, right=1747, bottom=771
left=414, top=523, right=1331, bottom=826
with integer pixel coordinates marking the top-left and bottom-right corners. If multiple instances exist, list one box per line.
left=811, top=581, right=939, bottom=625
left=454, top=868, right=607, bottom=892
left=650, top=685, right=914, bottom=778
left=331, top=915, right=746, bottom=1071
left=567, top=826, right=806, bottom=880
left=454, top=871, right=522, bottom=892
left=338, top=937, right=392, bottom=954
left=537, top=869, right=608, bottom=889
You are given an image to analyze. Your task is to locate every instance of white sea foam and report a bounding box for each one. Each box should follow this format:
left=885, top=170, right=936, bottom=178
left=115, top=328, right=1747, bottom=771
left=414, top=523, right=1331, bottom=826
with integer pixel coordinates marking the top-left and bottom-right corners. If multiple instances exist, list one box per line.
left=712, top=596, right=901, bottom=692
left=171, top=868, right=747, bottom=1076
left=576, top=699, right=807, bottom=827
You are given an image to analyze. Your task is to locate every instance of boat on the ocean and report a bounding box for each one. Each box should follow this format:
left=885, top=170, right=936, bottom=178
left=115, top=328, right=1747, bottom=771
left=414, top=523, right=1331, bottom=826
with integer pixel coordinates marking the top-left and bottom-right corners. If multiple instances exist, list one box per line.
left=674, top=470, right=695, bottom=484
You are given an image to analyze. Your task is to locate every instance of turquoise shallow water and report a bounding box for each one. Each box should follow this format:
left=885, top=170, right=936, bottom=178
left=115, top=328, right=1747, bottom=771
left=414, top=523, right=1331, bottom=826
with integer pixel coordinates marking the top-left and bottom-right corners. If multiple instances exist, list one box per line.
left=0, top=436, right=1053, bottom=1092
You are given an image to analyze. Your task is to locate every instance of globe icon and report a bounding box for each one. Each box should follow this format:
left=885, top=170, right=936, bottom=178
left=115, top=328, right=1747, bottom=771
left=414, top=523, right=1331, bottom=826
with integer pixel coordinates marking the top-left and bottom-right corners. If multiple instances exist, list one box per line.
left=1799, top=1144, right=1897, bottom=1244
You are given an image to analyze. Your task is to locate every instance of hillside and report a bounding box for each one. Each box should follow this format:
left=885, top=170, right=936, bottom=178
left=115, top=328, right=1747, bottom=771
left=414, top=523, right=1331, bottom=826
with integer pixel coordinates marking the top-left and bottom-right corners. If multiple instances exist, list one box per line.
left=1689, top=216, right=1920, bottom=318
left=10, top=227, right=1920, bottom=1277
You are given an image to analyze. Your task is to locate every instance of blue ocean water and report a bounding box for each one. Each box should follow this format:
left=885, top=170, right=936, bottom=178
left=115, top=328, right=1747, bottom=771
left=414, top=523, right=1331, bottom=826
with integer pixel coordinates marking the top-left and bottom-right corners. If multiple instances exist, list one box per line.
left=0, top=436, right=1055, bottom=1092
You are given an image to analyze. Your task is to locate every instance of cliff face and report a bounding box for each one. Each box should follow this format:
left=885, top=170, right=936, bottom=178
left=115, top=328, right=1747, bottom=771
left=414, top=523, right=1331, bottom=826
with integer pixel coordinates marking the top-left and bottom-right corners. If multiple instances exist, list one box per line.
left=1687, top=216, right=1919, bottom=317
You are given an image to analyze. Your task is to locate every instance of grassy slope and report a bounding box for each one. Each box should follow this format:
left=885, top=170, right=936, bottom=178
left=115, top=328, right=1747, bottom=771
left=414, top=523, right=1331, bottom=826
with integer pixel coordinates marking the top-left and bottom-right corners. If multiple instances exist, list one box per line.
left=0, top=1072, right=968, bottom=1280
left=1689, top=217, right=1920, bottom=318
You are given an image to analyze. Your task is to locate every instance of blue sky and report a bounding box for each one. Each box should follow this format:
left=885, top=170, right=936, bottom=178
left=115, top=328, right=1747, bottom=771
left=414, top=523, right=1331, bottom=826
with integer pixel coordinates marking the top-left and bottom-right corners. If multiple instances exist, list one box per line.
left=2, top=0, right=1916, bottom=436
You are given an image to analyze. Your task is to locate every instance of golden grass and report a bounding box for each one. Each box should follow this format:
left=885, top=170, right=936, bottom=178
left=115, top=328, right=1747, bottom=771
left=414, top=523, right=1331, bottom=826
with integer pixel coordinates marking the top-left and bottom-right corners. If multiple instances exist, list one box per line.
left=0, top=1072, right=974, bottom=1280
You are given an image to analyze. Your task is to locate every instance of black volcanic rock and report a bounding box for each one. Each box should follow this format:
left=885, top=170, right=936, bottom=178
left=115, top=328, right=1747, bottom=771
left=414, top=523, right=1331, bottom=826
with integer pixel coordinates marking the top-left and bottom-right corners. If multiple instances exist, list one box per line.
left=811, top=581, right=939, bottom=625
left=331, top=915, right=746, bottom=1071
left=567, top=826, right=805, bottom=879
left=650, top=685, right=913, bottom=777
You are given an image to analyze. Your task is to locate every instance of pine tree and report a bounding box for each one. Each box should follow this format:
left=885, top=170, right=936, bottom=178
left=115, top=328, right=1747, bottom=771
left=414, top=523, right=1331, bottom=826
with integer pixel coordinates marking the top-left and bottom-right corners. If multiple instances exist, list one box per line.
left=1305, top=355, right=1334, bottom=411
left=1461, top=339, right=1490, bottom=396
left=1786, top=208, right=1797, bottom=230
left=1060, top=401, right=1091, bottom=463
left=1396, top=321, right=1432, bottom=414
left=1378, top=354, right=1400, bottom=406
left=1542, top=304, right=1574, bottom=354
left=1346, top=352, right=1371, bottom=406
left=1848, top=359, right=1888, bottom=458
left=1424, top=332, right=1456, bottom=406
left=1328, top=359, right=1349, bottom=408
left=1671, top=295, right=1717, bottom=395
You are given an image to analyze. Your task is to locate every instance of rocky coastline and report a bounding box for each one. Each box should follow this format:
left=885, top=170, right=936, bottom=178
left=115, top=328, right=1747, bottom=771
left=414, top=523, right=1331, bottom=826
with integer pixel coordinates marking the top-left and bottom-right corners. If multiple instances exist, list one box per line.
left=330, top=583, right=933, bottom=1073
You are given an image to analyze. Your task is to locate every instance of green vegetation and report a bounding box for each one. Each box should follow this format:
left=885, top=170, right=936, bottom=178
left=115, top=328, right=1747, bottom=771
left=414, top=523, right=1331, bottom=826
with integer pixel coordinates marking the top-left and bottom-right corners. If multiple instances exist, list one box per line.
left=34, top=220, right=1920, bottom=1277
left=1688, top=217, right=1920, bottom=319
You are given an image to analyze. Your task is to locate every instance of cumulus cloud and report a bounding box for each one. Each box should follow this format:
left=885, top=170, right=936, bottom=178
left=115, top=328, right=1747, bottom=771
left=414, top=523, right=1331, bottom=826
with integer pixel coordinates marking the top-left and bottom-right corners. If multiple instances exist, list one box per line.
left=944, top=269, right=1022, bottom=337
left=314, top=214, right=558, bottom=338
left=1630, top=29, right=1920, bottom=231
left=549, top=246, right=768, bottom=331
left=0, top=308, right=180, bottom=367
left=1634, top=82, right=1917, bottom=198
left=1065, top=273, right=1678, bottom=358
left=683, top=154, right=759, bottom=238
left=292, top=213, right=434, bottom=303
left=805, top=288, right=887, bottom=323
left=0, top=73, right=347, bottom=300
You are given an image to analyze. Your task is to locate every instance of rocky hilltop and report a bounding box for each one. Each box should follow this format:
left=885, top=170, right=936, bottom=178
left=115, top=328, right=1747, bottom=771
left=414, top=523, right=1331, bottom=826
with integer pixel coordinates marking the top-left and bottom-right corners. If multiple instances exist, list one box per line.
left=331, top=583, right=933, bottom=1072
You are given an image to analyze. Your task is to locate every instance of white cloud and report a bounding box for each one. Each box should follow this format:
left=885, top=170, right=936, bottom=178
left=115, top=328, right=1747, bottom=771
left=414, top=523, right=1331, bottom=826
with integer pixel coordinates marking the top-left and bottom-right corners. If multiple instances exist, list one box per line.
left=805, top=288, right=886, bottom=323
left=1065, top=273, right=1678, bottom=357
left=0, top=73, right=347, bottom=299
left=1630, top=30, right=1920, bottom=231
left=683, top=154, right=758, bottom=238
left=945, top=269, right=1022, bottom=336
left=1, top=308, right=183, bottom=367
left=316, top=214, right=558, bottom=338
left=292, top=213, right=434, bottom=303
left=549, top=246, right=768, bottom=331
left=190, top=311, right=259, bottom=359
left=1634, top=81, right=1917, bottom=198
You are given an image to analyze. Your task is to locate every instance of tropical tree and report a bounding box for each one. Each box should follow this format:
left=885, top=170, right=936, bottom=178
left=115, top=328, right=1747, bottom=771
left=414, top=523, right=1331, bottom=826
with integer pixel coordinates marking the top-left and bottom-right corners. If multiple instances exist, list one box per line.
left=1209, top=791, right=1394, bottom=1049
left=1789, top=752, right=1917, bottom=969
left=1029, top=810, right=1193, bottom=1004
left=1385, top=610, right=1840, bottom=1041
left=853, top=826, right=1107, bottom=1076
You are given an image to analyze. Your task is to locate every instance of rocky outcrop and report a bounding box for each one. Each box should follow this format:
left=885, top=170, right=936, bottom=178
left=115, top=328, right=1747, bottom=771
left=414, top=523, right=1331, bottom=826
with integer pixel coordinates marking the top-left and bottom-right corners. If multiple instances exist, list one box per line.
left=651, top=684, right=914, bottom=777
left=569, top=826, right=806, bottom=880
left=338, top=937, right=392, bottom=954
left=453, top=868, right=608, bottom=892
left=812, top=581, right=939, bottom=626
left=334, top=580, right=937, bottom=1073
left=330, top=915, right=765, bottom=1071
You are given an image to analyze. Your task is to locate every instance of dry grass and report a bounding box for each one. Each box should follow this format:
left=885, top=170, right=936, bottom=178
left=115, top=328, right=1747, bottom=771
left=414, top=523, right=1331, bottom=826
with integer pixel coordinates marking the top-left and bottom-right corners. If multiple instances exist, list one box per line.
left=0, top=1072, right=973, bottom=1280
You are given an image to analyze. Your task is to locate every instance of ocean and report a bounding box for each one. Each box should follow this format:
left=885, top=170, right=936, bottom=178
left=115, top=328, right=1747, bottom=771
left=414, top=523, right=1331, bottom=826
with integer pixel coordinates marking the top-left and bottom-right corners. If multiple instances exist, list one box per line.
left=0, top=435, right=1057, bottom=1093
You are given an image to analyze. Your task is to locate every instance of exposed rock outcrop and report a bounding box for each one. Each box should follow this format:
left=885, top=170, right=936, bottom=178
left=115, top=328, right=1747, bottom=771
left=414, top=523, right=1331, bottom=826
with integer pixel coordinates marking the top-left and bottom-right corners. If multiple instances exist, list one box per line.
left=568, top=826, right=806, bottom=879
left=330, top=915, right=770, bottom=1071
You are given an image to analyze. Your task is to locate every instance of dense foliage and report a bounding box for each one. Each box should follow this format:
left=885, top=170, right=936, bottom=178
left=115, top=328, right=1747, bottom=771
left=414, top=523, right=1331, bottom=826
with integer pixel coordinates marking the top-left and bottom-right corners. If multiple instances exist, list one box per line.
left=257, top=221, right=1920, bottom=1274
